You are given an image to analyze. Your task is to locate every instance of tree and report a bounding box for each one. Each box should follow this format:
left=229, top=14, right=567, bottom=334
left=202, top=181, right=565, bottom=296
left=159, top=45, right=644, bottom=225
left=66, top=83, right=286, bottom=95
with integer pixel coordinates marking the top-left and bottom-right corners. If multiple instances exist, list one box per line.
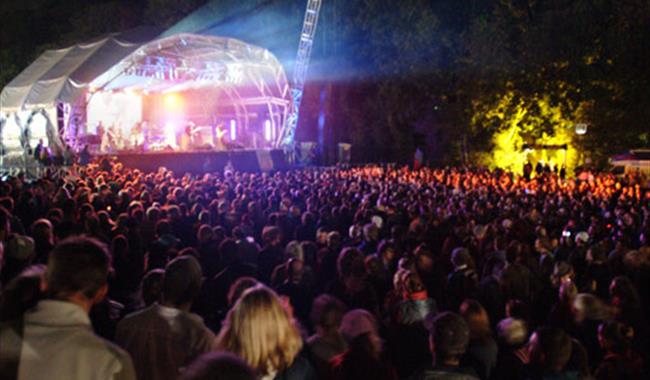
left=457, top=0, right=649, bottom=169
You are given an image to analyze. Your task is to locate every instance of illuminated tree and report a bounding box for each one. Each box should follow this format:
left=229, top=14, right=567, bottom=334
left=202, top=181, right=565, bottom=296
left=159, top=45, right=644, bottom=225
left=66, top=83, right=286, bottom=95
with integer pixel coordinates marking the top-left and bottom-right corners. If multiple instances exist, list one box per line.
left=469, top=86, right=590, bottom=173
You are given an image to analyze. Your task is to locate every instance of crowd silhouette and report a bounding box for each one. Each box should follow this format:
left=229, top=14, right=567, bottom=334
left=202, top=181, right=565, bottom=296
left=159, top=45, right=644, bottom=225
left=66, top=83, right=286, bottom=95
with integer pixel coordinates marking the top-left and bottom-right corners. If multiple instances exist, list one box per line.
left=0, top=161, right=648, bottom=380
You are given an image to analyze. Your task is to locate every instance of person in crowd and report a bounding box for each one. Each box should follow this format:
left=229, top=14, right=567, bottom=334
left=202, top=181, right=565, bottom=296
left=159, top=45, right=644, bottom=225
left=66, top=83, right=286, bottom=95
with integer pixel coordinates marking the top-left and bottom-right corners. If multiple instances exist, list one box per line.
left=0, top=233, right=35, bottom=287
left=582, top=244, right=613, bottom=300
left=447, top=248, right=479, bottom=312
left=233, top=226, right=259, bottom=268
left=276, top=257, right=313, bottom=324
left=414, top=244, right=447, bottom=306
left=258, top=226, right=285, bottom=285
left=329, top=308, right=398, bottom=380
left=30, top=218, right=55, bottom=264
left=179, top=351, right=256, bottom=380
left=295, top=211, right=318, bottom=242
left=534, top=261, right=574, bottom=327
left=0, top=236, right=136, bottom=380
left=572, top=293, right=611, bottom=368
left=215, top=284, right=315, bottom=380
left=79, top=145, right=91, bottom=165
left=459, top=300, right=498, bottom=380
left=139, top=268, right=164, bottom=307
left=328, top=247, right=379, bottom=316
left=0, top=264, right=45, bottom=321
left=548, top=281, right=578, bottom=334
left=609, top=276, right=645, bottom=340
left=316, top=231, right=343, bottom=292
left=197, top=238, right=257, bottom=330
left=197, top=224, right=220, bottom=278
left=226, top=276, right=259, bottom=307
left=116, top=255, right=214, bottom=380
left=410, top=311, right=479, bottom=380
left=373, top=239, right=397, bottom=279
left=270, top=240, right=304, bottom=287
left=359, top=222, right=380, bottom=256
left=492, top=318, right=529, bottom=380
left=594, top=320, right=644, bottom=380
left=0, top=161, right=648, bottom=380
left=307, top=294, right=348, bottom=377
left=395, top=270, right=437, bottom=326
left=478, top=256, right=507, bottom=325
left=388, top=270, right=437, bottom=378
left=526, top=327, right=577, bottom=380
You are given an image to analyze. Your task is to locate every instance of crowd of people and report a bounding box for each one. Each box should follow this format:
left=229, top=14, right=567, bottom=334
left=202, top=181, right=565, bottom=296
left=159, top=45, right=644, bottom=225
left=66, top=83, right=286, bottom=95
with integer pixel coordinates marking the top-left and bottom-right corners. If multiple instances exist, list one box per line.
left=0, top=161, right=648, bottom=380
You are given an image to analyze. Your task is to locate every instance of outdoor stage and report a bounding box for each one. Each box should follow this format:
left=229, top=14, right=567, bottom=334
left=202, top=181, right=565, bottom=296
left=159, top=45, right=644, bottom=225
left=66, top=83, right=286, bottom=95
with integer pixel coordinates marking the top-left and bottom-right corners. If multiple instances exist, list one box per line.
left=106, top=148, right=291, bottom=174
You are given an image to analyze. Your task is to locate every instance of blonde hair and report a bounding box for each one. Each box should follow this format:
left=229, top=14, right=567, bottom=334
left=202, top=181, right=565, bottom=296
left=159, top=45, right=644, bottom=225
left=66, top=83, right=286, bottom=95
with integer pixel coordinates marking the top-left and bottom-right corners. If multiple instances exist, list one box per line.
left=215, top=285, right=303, bottom=376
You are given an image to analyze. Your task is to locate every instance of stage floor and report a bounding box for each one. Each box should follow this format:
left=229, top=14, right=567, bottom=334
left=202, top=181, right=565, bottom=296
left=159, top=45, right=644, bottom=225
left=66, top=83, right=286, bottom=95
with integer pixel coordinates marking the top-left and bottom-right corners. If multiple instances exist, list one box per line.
left=103, top=149, right=290, bottom=173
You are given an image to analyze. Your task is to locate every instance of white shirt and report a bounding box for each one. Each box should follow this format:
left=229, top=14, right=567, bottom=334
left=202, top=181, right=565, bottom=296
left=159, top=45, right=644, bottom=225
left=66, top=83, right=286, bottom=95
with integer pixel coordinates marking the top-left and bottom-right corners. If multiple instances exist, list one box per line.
left=16, top=300, right=136, bottom=380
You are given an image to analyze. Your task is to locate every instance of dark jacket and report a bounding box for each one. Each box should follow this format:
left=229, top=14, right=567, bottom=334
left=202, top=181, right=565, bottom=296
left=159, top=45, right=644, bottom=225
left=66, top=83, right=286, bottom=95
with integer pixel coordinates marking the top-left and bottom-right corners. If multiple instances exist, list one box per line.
left=329, top=349, right=398, bottom=380
left=274, top=355, right=317, bottom=380
left=409, top=365, right=480, bottom=380
left=594, top=352, right=644, bottom=380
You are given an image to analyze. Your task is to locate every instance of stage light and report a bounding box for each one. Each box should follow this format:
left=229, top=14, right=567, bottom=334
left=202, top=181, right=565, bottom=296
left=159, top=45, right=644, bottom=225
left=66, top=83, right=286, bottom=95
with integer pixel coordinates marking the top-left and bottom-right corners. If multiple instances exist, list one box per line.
left=230, top=119, right=236, bottom=140
left=264, top=120, right=272, bottom=141
left=165, top=93, right=178, bottom=107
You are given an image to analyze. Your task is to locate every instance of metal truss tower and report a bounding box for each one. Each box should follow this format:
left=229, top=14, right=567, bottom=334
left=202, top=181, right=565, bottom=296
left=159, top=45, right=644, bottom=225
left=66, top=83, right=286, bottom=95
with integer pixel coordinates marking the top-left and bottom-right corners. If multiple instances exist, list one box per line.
left=277, top=0, right=322, bottom=149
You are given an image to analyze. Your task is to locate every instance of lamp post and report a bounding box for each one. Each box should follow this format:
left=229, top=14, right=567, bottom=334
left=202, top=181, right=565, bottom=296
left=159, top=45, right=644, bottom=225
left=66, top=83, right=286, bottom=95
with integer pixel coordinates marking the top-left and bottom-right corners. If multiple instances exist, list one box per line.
left=575, top=123, right=588, bottom=135
left=574, top=123, right=588, bottom=170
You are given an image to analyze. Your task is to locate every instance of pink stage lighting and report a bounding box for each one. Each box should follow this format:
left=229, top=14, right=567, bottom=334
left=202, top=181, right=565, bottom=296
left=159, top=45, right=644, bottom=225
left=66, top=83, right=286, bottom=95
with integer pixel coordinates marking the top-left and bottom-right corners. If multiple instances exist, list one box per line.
left=264, top=120, right=272, bottom=141
left=230, top=120, right=236, bottom=140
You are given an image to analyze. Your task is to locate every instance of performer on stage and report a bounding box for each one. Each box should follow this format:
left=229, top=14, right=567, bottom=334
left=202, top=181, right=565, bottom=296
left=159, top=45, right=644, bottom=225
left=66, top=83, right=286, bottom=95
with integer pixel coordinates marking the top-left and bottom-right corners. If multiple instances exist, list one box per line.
left=214, top=123, right=227, bottom=151
left=179, top=122, right=199, bottom=151
left=131, top=122, right=144, bottom=148
left=98, top=121, right=110, bottom=152
left=108, top=123, right=120, bottom=151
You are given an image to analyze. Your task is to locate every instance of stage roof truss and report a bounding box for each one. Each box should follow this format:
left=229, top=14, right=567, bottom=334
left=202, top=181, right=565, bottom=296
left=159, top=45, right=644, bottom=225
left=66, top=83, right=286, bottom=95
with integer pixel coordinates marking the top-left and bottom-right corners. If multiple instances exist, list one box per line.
left=92, top=34, right=290, bottom=95
left=0, top=27, right=161, bottom=113
left=88, top=33, right=292, bottom=147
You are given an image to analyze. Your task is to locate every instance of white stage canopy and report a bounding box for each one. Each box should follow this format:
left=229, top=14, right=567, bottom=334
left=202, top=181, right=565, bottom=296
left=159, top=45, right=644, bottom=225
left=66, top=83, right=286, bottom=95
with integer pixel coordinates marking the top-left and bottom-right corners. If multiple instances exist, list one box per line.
left=90, top=33, right=293, bottom=147
left=0, top=27, right=160, bottom=112
left=0, top=28, right=291, bottom=154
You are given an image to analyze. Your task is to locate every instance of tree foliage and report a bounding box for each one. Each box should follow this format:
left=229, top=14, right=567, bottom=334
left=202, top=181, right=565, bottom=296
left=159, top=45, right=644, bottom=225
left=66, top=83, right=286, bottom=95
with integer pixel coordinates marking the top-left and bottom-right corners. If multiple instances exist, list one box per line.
left=456, top=0, right=649, bottom=168
left=2, top=0, right=647, bottom=167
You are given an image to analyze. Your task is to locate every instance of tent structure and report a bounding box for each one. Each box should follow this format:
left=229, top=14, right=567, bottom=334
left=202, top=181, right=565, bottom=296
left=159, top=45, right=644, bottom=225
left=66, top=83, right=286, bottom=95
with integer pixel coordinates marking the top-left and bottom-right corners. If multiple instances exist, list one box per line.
left=0, top=27, right=160, bottom=112
left=0, top=27, right=160, bottom=158
left=90, top=33, right=293, bottom=147
left=611, top=149, right=650, bottom=175
left=0, top=26, right=293, bottom=159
